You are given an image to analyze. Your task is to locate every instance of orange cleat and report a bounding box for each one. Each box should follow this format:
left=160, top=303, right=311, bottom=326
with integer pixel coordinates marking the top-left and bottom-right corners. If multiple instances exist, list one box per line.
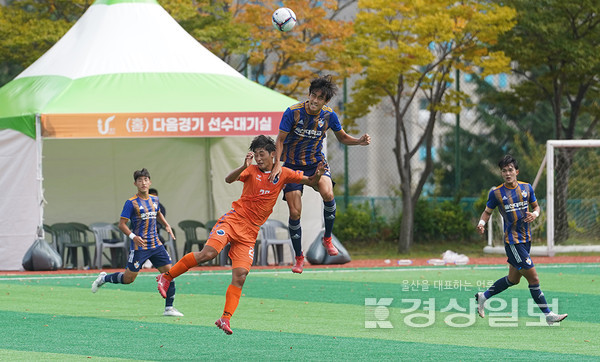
left=156, top=274, right=171, bottom=299
left=322, top=237, right=338, bottom=256
left=215, top=317, right=233, bottom=335
left=292, top=255, right=305, bottom=274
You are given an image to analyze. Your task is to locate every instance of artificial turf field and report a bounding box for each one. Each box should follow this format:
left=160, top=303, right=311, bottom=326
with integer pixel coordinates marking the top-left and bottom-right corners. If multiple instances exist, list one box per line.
left=0, top=263, right=598, bottom=360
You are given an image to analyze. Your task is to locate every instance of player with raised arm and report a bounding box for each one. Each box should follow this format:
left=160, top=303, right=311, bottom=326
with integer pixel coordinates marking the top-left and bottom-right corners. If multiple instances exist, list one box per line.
left=156, top=135, right=324, bottom=334
left=269, top=75, right=371, bottom=274
left=475, top=155, right=567, bottom=325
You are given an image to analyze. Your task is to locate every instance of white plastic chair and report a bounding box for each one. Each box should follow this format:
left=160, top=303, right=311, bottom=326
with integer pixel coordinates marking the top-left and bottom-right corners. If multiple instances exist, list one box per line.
left=258, top=219, right=295, bottom=266
left=90, top=222, right=127, bottom=269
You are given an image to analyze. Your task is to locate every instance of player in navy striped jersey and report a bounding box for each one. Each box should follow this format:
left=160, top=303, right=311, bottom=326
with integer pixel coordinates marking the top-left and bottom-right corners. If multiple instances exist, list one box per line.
left=270, top=75, right=371, bottom=273
left=475, top=155, right=567, bottom=325
left=91, top=168, right=183, bottom=317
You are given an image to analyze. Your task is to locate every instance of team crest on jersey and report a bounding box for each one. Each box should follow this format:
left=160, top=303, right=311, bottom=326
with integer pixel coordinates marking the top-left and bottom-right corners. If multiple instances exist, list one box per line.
left=153, top=202, right=158, bottom=209
left=216, top=229, right=225, bottom=236
left=272, top=175, right=280, bottom=184
left=522, top=191, right=528, bottom=198
left=318, top=118, right=325, bottom=128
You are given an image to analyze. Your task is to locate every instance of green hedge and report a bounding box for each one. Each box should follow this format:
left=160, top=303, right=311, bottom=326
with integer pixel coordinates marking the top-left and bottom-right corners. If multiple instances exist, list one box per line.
left=334, top=199, right=477, bottom=244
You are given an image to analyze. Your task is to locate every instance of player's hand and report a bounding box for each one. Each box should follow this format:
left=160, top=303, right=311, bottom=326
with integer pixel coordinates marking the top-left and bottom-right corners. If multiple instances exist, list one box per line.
left=316, top=161, right=325, bottom=176
left=524, top=211, right=538, bottom=223
left=244, top=152, right=254, bottom=168
left=165, top=225, right=175, bottom=240
left=476, top=224, right=485, bottom=235
left=359, top=134, right=371, bottom=145
left=270, top=162, right=282, bottom=181
left=134, top=236, right=147, bottom=248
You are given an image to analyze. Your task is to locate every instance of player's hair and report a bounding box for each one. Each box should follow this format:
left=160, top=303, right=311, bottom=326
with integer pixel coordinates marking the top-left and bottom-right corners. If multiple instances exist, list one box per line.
left=498, top=155, right=519, bottom=170
left=149, top=188, right=158, bottom=195
left=309, top=75, right=338, bottom=102
left=250, top=135, right=276, bottom=153
left=133, top=168, right=151, bottom=181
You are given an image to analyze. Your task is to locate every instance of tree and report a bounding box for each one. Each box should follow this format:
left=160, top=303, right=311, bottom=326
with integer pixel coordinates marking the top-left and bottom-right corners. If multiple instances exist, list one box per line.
left=228, top=0, right=358, bottom=99
left=0, top=0, right=359, bottom=99
left=494, top=0, right=600, bottom=243
left=0, top=0, right=91, bottom=85
left=433, top=75, right=553, bottom=198
left=344, top=0, right=516, bottom=252
left=163, top=0, right=357, bottom=99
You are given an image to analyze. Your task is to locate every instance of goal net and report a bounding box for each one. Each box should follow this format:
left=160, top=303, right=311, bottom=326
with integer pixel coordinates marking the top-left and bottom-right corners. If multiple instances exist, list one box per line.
left=485, top=139, right=600, bottom=256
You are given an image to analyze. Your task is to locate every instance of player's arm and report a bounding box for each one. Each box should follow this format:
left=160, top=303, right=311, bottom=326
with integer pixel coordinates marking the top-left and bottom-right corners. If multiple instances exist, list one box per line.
left=119, top=217, right=146, bottom=248
left=476, top=207, right=494, bottom=235
left=156, top=211, right=175, bottom=240
left=525, top=201, right=540, bottom=223
left=333, top=129, right=371, bottom=146
left=299, top=161, right=324, bottom=188
left=269, top=129, right=289, bottom=181
left=226, top=152, right=253, bottom=183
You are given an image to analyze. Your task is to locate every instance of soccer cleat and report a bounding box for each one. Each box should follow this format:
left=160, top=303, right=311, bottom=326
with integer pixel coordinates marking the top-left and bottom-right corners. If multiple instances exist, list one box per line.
left=292, top=255, right=305, bottom=274
left=163, top=306, right=184, bottom=317
left=546, top=312, right=568, bottom=325
left=91, top=272, right=107, bottom=293
left=156, top=274, right=171, bottom=299
left=475, top=292, right=486, bottom=318
left=215, top=318, right=233, bottom=335
left=322, top=237, right=338, bottom=256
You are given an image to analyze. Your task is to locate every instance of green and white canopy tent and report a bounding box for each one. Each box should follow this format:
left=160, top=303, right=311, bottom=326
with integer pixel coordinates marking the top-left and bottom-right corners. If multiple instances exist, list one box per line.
left=0, top=0, right=322, bottom=270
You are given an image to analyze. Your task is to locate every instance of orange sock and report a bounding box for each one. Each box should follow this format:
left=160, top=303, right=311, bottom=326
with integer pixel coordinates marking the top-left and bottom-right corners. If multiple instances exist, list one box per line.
left=221, top=284, right=242, bottom=320
left=164, top=253, right=198, bottom=280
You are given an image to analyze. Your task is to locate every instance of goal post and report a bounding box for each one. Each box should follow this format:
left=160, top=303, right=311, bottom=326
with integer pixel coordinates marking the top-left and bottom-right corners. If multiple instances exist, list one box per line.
left=485, top=139, right=600, bottom=256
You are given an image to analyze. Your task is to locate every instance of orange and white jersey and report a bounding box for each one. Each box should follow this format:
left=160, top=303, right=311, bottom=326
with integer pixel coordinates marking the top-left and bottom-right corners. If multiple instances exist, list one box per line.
left=230, top=165, right=303, bottom=226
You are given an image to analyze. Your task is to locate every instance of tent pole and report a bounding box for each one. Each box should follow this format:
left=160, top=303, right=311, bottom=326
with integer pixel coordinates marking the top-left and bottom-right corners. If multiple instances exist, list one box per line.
left=206, top=138, right=214, bottom=219
left=35, top=114, right=45, bottom=239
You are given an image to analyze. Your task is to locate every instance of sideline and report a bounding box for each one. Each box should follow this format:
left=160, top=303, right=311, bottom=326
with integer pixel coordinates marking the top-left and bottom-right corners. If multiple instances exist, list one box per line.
left=1, top=255, right=598, bottom=277
left=1, top=263, right=598, bottom=281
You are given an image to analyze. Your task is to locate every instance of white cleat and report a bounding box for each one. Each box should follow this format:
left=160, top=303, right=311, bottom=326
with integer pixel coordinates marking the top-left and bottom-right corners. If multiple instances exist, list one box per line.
left=91, top=272, right=107, bottom=293
left=475, top=292, right=486, bottom=318
left=546, top=312, right=568, bottom=325
left=164, top=307, right=184, bottom=317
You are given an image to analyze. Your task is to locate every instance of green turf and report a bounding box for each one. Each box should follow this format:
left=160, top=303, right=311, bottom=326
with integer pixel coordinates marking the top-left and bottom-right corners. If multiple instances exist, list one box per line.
left=0, top=264, right=598, bottom=360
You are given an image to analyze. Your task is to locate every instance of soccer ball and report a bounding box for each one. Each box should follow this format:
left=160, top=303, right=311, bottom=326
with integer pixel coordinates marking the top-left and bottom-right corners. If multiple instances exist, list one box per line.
left=272, top=7, right=297, bottom=32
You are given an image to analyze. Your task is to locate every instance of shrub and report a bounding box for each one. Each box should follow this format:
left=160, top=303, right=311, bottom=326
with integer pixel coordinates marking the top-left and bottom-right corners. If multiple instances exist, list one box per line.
left=335, top=202, right=386, bottom=244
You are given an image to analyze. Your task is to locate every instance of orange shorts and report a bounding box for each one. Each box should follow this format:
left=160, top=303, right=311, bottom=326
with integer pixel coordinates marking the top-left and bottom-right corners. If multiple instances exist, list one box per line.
left=205, top=210, right=259, bottom=271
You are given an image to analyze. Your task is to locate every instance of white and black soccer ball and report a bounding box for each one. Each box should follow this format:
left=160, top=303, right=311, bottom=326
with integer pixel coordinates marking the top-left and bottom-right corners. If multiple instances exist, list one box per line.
left=272, top=7, right=297, bottom=32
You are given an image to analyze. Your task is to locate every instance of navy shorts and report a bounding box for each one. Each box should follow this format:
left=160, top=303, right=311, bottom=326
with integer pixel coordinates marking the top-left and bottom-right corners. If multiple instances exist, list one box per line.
left=505, top=242, right=534, bottom=270
left=282, top=162, right=333, bottom=198
left=126, top=245, right=172, bottom=272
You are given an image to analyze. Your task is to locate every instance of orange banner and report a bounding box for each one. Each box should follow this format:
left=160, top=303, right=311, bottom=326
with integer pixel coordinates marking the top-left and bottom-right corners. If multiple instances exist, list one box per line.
left=41, top=112, right=282, bottom=138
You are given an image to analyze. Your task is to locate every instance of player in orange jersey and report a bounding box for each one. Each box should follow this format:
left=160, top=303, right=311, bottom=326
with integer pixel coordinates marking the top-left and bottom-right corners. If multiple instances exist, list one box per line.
left=156, top=135, right=324, bottom=334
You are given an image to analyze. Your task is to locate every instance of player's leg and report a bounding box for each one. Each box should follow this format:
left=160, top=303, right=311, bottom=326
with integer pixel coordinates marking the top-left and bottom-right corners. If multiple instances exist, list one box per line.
left=317, top=174, right=338, bottom=256
left=92, top=250, right=142, bottom=292
left=156, top=245, right=219, bottom=298
left=285, top=189, right=306, bottom=273
left=285, top=188, right=303, bottom=256
left=152, top=245, right=183, bottom=316
left=520, top=264, right=567, bottom=324
left=215, top=237, right=254, bottom=335
left=474, top=248, right=521, bottom=318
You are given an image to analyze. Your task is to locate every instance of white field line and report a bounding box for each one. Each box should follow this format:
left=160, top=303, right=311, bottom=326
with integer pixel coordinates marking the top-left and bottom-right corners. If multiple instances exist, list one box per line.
left=0, top=263, right=597, bottom=281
